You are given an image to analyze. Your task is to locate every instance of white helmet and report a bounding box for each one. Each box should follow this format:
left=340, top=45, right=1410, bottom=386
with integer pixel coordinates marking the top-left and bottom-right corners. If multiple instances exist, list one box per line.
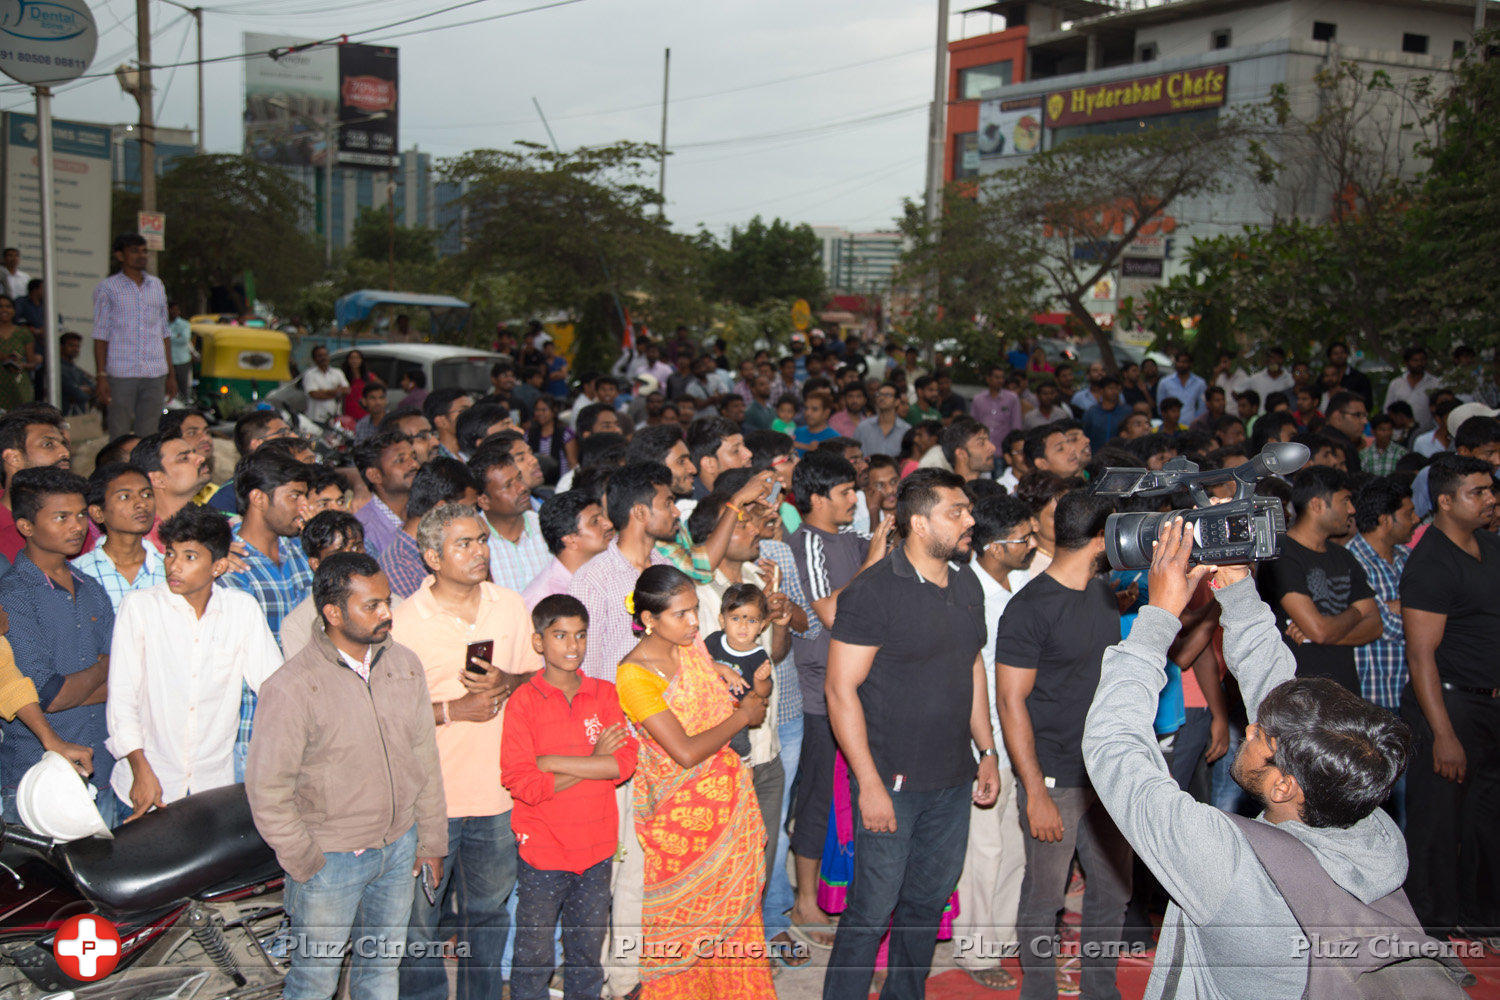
left=15, top=751, right=112, bottom=843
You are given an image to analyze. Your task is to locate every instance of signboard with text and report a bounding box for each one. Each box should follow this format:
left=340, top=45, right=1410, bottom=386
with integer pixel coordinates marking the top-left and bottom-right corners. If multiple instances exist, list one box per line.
left=137, top=210, right=164, bottom=250
left=1, top=113, right=111, bottom=333
left=1045, top=65, right=1228, bottom=129
left=337, top=43, right=398, bottom=170
left=977, top=98, right=1043, bottom=158
left=0, top=0, right=97, bottom=85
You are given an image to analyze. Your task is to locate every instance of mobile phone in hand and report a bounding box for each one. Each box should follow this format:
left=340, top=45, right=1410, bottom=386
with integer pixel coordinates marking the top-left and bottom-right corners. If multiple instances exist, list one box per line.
left=418, top=864, right=438, bottom=906
left=465, top=640, right=494, bottom=676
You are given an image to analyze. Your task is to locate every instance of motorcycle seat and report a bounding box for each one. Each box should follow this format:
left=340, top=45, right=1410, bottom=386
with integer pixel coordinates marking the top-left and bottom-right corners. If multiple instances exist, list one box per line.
left=56, top=785, right=279, bottom=914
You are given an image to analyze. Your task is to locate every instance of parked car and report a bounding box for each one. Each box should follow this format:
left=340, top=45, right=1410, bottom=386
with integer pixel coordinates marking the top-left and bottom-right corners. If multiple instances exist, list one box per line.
left=264, top=344, right=504, bottom=416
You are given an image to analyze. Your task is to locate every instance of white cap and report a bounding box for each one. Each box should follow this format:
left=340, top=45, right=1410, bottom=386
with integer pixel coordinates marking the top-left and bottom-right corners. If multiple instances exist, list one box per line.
left=632, top=373, right=659, bottom=395
left=16, top=751, right=112, bottom=843
left=1447, top=401, right=1500, bottom=437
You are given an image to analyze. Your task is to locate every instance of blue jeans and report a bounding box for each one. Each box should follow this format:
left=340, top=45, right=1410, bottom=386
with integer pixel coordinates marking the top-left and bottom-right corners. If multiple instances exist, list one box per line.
left=763, top=713, right=803, bottom=938
left=398, top=812, right=516, bottom=1000
left=511, top=857, right=611, bottom=1000
left=823, top=778, right=971, bottom=1000
left=282, top=825, right=417, bottom=1000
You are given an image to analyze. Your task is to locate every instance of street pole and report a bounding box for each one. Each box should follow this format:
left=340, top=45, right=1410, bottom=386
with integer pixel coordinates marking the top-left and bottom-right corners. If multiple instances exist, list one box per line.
left=387, top=169, right=396, bottom=290
left=658, top=47, right=670, bottom=218
left=136, top=0, right=157, bottom=272
left=324, top=121, right=335, bottom=266
left=193, top=7, right=204, bottom=153
left=924, top=0, right=950, bottom=228
left=35, top=86, right=60, bottom=409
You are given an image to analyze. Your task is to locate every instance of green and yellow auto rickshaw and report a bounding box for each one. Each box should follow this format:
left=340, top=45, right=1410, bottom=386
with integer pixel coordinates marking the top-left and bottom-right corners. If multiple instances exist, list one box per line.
left=192, top=323, right=292, bottom=420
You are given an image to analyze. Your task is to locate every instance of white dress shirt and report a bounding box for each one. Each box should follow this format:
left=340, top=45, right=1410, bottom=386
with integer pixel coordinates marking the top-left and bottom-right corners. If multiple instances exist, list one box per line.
left=106, top=583, right=284, bottom=803
left=1384, top=372, right=1444, bottom=432
left=303, top=365, right=349, bottom=423
left=976, top=563, right=1031, bottom=767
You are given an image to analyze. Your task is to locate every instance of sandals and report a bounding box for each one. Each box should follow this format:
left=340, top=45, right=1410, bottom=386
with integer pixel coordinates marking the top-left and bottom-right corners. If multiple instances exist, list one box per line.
left=787, top=921, right=836, bottom=950
left=1056, top=955, right=1082, bottom=996
left=963, top=966, right=1019, bottom=991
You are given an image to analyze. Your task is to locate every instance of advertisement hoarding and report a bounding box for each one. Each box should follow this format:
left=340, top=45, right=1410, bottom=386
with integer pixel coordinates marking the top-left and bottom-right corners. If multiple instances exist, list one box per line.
left=1045, top=65, right=1228, bottom=129
left=977, top=99, right=1043, bottom=159
left=1, top=113, right=111, bottom=334
left=243, top=34, right=399, bottom=171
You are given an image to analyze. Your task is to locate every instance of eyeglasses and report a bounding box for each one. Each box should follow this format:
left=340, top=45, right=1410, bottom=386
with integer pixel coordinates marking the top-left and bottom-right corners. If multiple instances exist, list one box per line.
left=990, top=534, right=1035, bottom=547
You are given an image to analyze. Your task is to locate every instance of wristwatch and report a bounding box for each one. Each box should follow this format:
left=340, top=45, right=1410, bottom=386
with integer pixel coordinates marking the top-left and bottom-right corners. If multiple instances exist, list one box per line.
left=977, top=747, right=997, bottom=760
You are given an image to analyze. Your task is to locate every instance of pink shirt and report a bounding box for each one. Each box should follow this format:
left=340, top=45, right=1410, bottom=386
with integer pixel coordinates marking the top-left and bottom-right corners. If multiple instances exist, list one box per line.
left=828, top=410, right=862, bottom=438
left=391, top=578, right=542, bottom=818
left=521, top=557, right=575, bottom=612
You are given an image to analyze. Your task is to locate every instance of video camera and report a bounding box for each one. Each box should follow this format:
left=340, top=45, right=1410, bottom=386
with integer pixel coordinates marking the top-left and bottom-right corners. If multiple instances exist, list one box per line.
left=1094, top=442, right=1310, bottom=571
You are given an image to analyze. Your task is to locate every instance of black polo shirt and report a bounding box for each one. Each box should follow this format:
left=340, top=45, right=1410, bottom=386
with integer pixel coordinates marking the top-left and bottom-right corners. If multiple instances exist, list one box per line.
left=831, top=544, right=986, bottom=792
left=1400, top=526, right=1500, bottom=689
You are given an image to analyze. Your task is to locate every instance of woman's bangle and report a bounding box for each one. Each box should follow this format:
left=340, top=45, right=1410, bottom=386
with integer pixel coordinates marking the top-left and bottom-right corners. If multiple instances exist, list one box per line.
left=441, top=700, right=451, bottom=725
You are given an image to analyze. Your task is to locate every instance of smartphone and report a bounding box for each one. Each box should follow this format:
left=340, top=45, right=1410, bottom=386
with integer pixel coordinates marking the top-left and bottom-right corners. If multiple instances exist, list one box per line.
left=464, top=640, right=494, bottom=676
left=766, top=480, right=782, bottom=506
left=418, top=863, right=438, bottom=906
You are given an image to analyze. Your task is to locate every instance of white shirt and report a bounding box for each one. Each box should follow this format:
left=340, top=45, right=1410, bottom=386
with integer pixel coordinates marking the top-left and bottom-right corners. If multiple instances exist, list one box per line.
left=106, top=584, right=284, bottom=804
left=997, top=467, right=1020, bottom=492
left=1413, top=428, right=1447, bottom=458
left=975, top=563, right=1030, bottom=767
left=4, top=269, right=29, bottom=301
left=1244, top=368, right=1295, bottom=411
left=304, top=365, right=349, bottom=423
left=1215, top=370, right=1249, bottom=396
left=1384, top=372, right=1444, bottom=432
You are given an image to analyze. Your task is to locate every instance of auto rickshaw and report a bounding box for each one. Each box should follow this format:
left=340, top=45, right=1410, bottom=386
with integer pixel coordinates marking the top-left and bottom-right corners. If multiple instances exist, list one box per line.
left=192, top=323, right=292, bottom=420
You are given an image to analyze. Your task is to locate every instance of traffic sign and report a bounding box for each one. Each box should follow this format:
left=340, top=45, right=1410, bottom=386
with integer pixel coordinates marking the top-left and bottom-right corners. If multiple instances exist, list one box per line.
left=53, top=914, right=121, bottom=981
left=791, top=299, right=812, bottom=331
left=137, top=211, right=165, bottom=251
left=0, top=0, right=99, bottom=86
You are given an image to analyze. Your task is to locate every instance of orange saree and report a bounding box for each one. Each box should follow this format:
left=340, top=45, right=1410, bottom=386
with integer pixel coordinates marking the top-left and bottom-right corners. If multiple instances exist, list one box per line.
left=616, top=641, right=775, bottom=1000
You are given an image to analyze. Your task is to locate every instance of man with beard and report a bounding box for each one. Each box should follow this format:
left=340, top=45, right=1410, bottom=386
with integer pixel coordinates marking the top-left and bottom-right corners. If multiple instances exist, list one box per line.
left=953, top=495, right=1038, bottom=991
left=1258, top=467, right=1379, bottom=695
left=938, top=417, right=997, bottom=482
left=996, top=490, right=1130, bottom=1000
left=354, top=430, right=421, bottom=559
left=1081, top=519, right=1411, bottom=999
left=0, top=404, right=97, bottom=560
left=864, top=454, right=900, bottom=529
left=823, top=469, right=999, bottom=1000
left=159, top=409, right=217, bottom=504
left=247, top=553, right=447, bottom=1000
left=480, top=430, right=546, bottom=512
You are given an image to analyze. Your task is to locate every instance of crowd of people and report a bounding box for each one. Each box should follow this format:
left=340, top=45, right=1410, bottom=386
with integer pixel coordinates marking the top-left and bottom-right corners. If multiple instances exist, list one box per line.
left=0, top=317, right=1494, bottom=1000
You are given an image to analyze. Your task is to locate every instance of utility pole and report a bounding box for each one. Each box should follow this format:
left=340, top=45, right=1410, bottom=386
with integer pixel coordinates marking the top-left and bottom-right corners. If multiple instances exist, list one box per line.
left=924, top=0, right=950, bottom=228
left=135, top=0, right=157, bottom=271
left=193, top=7, right=204, bottom=153
left=658, top=47, right=670, bottom=218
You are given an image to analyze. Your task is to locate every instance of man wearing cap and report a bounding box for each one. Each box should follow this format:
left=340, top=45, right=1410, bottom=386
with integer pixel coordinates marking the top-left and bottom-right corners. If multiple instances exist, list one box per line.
left=628, top=373, right=659, bottom=427
left=1410, top=408, right=1500, bottom=521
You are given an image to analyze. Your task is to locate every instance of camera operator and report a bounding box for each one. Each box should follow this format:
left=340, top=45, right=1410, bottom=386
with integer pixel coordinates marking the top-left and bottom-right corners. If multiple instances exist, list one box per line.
left=1082, top=519, right=1411, bottom=999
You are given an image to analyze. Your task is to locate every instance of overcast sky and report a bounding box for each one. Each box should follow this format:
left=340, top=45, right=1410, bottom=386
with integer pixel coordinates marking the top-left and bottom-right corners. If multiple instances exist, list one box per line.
left=2, top=0, right=1005, bottom=238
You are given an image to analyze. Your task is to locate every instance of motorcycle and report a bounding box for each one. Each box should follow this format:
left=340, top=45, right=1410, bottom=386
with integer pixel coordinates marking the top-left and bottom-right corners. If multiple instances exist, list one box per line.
left=0, top=785, right=288, bottom=1000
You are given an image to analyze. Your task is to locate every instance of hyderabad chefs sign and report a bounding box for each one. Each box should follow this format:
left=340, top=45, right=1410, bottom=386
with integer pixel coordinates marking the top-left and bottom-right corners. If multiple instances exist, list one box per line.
left=1045, top=65, right=1228, bottom=129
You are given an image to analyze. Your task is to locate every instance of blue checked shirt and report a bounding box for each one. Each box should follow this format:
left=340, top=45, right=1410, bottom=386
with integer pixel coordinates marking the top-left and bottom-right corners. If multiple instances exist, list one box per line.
left=71, top=541, right=166, bottom=612
left=759, top=537, right=820, bottom=727
left=222, top=527, right=312, bottom=748
left=1345, top=532, right=1409, bottom=710
left=378, top=529, right=429, bottom=599
left=486, top=510, right=552, bottom=593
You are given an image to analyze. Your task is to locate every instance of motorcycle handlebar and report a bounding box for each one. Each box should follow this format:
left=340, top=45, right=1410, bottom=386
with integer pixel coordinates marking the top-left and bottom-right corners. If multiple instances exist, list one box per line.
left=1, top=821, right=54, bottom=854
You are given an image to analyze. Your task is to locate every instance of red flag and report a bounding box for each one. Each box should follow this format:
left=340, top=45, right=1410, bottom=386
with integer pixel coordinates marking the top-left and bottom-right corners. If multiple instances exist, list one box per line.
left=621, top=307, right=635, bottom=352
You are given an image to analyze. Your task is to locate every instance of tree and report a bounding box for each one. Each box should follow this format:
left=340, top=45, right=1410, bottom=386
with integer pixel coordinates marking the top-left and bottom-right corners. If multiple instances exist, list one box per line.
left=705, top=216, right=824, bottom=307
left=151, top=155, right=322, bottom=312
left=442, top=141, right=709, bottom=353
left=349, top=206, right=438, bottom=265
left=900, top=117, right=1253, bottom=373
left=1397, top=33, right=1500, bottom=356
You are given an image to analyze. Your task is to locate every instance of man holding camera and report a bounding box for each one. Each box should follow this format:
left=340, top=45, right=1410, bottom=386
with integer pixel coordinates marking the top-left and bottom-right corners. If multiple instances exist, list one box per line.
left=1082, top=519, right=1411, bottom=998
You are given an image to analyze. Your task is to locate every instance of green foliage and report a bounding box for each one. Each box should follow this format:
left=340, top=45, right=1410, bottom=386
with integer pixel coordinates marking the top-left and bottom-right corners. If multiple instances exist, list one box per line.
left=704, top=216, right=824, bottom=308
left=349, top=206, right=437, bottom=265
left=708, top=298, right=798, bottom=365
left=441, top=141, right=708, bottom=346
left=152, top=155, right=322, bottom=311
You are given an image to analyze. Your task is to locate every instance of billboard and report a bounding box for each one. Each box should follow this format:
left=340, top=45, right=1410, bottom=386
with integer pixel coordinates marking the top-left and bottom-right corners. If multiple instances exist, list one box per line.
left=1045, top=65, right=1228, bottom=129
left=977, top=99, right=1042, bottom=159
left=243, top=34, right=398, bottom=171
left=1, top=113, right=112, bottom=335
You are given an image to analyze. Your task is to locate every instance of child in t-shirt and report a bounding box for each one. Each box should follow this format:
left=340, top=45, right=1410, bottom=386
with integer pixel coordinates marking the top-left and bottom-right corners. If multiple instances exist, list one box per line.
left=771, top=394, right=800, bottom=436
left=704, top=584, right=774, bottom=761
left=501, top=594, right=637, bottom=1000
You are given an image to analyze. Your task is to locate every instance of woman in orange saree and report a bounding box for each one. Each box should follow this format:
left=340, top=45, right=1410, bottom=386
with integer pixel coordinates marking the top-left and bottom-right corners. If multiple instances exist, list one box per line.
left=615, top=565, right=777, bottom=1000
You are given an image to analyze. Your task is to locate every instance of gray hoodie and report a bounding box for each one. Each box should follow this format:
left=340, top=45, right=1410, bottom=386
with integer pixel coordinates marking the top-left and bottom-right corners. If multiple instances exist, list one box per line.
left=1082, top=576, right=1407, bottom=1000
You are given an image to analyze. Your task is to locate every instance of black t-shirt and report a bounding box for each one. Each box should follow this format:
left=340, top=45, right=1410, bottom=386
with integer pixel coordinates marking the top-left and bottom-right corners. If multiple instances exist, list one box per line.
left=704, top=630, right=770, bottom=758
left=1260, top=536, right=1373, bottom=694
left=832, top=546, right=985, bottom=792
left=938, top=392, right=968, bottom=421
left=1400, top=527, right=1500, bottom=688
left=993, top=573, right=1120, bottom=788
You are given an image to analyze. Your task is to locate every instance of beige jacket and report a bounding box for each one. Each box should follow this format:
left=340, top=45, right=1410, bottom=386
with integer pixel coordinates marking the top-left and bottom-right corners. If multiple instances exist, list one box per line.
left=246, top=623, right=447, bottom=883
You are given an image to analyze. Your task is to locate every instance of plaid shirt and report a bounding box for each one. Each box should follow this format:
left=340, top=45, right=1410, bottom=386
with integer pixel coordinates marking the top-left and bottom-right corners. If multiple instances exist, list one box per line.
left=486, top=510, right=552, bottom=593
left=71, top=541, right=166, bottom=612
left=759, top=537, right=819, bottom=727
left=1361, top=443, right=1408, bottom=477
left=568, top=540, right=669, bottom=684
left=223, top=527, right=312, bottom=747
left=91, top=271, right=170, bottom=378
left=1346, top=532, right=1409, bottom=710
left=356, top=494, right=404, bottom=560
left=378, top=529, right=430, bottom=599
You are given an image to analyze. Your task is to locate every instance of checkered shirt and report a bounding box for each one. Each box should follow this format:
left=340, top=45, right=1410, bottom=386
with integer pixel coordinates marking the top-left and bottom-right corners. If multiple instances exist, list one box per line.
left=223, top=527, right=312, bottom=746
left=91, top=271, right=170, bottom=378
left=1346, top=532, right=1409, bottom=710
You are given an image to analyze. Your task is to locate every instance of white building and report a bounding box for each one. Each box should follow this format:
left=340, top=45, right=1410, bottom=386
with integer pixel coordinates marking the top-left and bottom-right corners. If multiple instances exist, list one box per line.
left=812, top=226, right=906, bottom=295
